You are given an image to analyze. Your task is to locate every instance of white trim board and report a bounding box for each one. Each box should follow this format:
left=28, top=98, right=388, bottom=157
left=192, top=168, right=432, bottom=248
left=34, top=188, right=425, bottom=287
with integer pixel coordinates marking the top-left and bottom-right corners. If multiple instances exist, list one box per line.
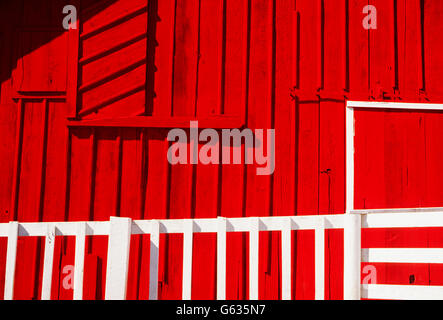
left=347, top=101, right=443, bottom=111
left=345, top=101, right=443, bottom=214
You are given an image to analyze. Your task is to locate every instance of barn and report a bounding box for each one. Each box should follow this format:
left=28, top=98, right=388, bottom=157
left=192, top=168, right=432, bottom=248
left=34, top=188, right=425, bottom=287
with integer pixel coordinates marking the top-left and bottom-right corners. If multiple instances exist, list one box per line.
left=0, top=0, right=443, bottom=300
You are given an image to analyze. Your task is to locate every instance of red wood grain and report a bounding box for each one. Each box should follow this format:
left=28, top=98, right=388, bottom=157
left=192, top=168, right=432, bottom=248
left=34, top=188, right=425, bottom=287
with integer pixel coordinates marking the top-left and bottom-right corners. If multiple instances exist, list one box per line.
left=0, top=0, right=442, bottom=300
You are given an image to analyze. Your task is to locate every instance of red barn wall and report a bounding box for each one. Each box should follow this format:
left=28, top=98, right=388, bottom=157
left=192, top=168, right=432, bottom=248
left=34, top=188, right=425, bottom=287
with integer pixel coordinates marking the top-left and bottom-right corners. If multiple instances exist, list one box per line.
left=0, top=0, right=442, bottom=300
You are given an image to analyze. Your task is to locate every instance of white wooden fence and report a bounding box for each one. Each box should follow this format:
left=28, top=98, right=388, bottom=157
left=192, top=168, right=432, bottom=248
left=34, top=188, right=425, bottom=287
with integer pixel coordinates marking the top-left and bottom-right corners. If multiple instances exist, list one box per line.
left=2, top=209, right=443, bottom=300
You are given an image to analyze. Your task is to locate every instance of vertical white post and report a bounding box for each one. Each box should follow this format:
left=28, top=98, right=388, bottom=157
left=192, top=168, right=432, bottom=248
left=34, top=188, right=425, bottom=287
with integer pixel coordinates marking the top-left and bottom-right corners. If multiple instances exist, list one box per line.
left=249, top=217, right=260, bottom=300
left=41, top=224, right=56, bottom=300
left=182, top=219, right=193, bottom=300
left=346, top=105, right=355, bottom=214
left=217, top=217, right=227, bottom=300
left=149, top=220, right=160, bottom=300
left=4, top=221, right=19, bottom=300
left=73, top=222, right=86, bottom=300
left=281, top=217, right=292, bottom=300
left=105, top=217, right=132, bottom=300
left=315, top=216, right=325, bottom=300
left=343, top=213, right=361, bottom=300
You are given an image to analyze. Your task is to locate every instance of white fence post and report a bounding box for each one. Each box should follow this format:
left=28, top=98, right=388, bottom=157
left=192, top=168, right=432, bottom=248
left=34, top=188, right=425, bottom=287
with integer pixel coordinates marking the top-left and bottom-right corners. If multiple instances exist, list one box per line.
left=217, top=217, right=227, bottom=300
left=182, top=219, right=194, bottom=300
left=105, top=217, right=132, bottom=300
left=4, top=221, right=19, bottom=300
left=73, top=222, right=86, bottom=300
left=149, top=220, right=160, bottom=300
left=41, top=223, right=56, bottom=300
left=315, top=216, right=325, bottom=300
left=281, top=217, right=292, bottom=300
left=249, top=217, right=260, bottom=300
left=346, top=105, right=355, bottom=214
left=344, top=213, right=361, bottom=300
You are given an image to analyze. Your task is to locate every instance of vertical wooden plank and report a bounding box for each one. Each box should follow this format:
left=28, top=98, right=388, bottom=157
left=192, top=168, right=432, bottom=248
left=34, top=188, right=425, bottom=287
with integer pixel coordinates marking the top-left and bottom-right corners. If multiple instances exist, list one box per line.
left=294, top=0, right=321, bottom=300
left=397, top=0, right=422, bottom=99
left=249, top=217, right=259, bottom=300
left=172, top=0, right=199, bottom=116
left=192, top=0, right=223, bottom=299
left=343, top=214, right=361, bottom=300
left=68, top=128, right=94, bottom=222
left=320, top=1, right=347, bottom=300
left=41, top=223, right=56, bottom=300
left=151, top=0, right=176, bottom=117
left=149, top=220, right=160, bottom=300
left=346, top=105, right=354, bottom=213
left=142, top=130, right=170, bottom=300
left=0, top=102, right=18, bottom=227
left=221, top=0, right=248, bottom=300
left=246, top=0, right=276, bottom=300
left=10, top=99, right=23, bottom=221
left=4, top=221, right=18, bottom=300
left=274, top=0, right=297, bottom=218
left=281, top=217, right=292, bottom=300
left=217, top=217, right=227, bottom=300
left=166, top=0, right=198, bottom=301
left=182, top=219, right=193, bottom=300
left=67, top=12, right=80, bottom=118
left=119, top=128, right=144, bottom=300
left=348, top=0, right=369, bottom=100
left=369, top=0, right=396, bottom=99
left=273, top=0, right=297, bottom=301
left=315, top=216, right=325, bottom=300
left=67, top=126, right=96, bottom=299
left=73, top=222, right=86, bottom=300
left=92, top=129, right=119, bottom=299
left=105, top=217, right=132, bottom=300
left=44, top=100, right=70, bottom=300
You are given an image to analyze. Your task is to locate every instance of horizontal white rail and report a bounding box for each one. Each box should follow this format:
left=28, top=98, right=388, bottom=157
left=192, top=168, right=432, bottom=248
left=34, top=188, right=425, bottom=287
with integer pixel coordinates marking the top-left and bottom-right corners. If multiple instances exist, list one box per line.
left=0, top=215, right=346, bottom=238
left=347, top=101, right=443, bottom=111
left=362, top=248, right=443, bottom=264
left=362, top=211, right=443, bottom=229
left=362, top=284, right=443, bottom=300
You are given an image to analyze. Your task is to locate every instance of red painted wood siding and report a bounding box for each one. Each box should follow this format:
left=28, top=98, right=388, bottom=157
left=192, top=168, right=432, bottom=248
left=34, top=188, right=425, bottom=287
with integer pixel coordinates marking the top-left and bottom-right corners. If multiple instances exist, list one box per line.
left=0, top=0, right=442, bottom=300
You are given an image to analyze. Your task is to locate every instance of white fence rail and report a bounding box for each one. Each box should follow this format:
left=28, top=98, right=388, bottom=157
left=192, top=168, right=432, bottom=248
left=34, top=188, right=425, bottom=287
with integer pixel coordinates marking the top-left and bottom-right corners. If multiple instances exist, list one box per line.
left=1, top=210, right=443, bottom=300
left=355, top=209, right=443, bottom=300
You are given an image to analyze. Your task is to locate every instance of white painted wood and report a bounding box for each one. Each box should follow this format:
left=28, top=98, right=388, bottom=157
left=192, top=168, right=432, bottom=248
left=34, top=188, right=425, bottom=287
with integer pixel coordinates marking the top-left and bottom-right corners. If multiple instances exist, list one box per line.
left=363, top=211, right=443, bottom=229
left=105, top=217, right=132, bottom=300
left=5, top=212, right=443, bottom=301
left=12, top=220, right=109, bottom=237
left=315, top=216, right=325, bottom=300
left=362, top=284, right=443, bottom=300
left=353, top=207, right=443, bottom=214
left=281, top=217, right=292, bottom=300
left=362, top=248, right=443, bottom=264
left=216, top=217, right=227, bottom=300
left=73, top=222, right=86, bottom=300
left=4, top=221, right=18, bottom=300
left=343, top=214, right=361, bottom=300
left=0, top=223, right=8, bottom=237
left=0, top=215, right=348, bottom=239
left=41, top=224, right=56, bottom=300
left=249, top=217, right=260, bottom=300
left=347, top=101, right=443, bottom=111
left=149, top=220, right=160, bottom=300
left=182, top=219, right=193, bottom=300
left=346, top=105, right=354, bottom=214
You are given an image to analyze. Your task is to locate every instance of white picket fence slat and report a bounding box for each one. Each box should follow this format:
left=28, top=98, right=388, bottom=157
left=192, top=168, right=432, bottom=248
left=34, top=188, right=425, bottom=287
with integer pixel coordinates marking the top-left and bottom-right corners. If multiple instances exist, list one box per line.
left=1, top=209, right=443, bottom=300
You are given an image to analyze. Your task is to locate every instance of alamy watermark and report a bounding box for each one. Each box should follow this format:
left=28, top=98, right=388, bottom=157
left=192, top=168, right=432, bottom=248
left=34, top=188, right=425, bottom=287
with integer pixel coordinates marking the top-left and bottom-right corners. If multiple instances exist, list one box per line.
left=167, top=121, right=275, bottom=176
left=62, top=5, right=77, bottom=30
left=62, top=4, right=377, bottom=31
left=363, top=5, right=377, bottom=30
